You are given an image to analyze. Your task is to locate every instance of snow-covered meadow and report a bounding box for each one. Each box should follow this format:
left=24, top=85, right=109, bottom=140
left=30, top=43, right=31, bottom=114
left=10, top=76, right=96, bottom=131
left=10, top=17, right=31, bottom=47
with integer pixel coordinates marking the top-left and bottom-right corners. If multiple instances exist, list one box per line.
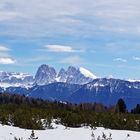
left=0, top=123, right=140, bottom=140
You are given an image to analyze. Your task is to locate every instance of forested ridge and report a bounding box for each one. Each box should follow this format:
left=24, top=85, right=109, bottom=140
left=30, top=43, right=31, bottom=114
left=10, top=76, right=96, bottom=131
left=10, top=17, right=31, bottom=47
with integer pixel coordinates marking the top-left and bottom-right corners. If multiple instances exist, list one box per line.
left=0, top=93, right=140, bottom=131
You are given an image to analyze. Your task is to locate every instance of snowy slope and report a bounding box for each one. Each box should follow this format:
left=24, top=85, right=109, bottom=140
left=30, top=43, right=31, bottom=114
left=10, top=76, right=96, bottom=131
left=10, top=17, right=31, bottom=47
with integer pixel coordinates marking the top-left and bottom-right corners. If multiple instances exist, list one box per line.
left=0, top=71, right=34, bottom=88
left=1, top=78, right=140, bottom=110
left=0, top=65, right=97, bottom=87
left=34, top=65, right=97, bottom=85
left=0, top=124, right=140, bottom=140
left=79, top=67, right=97, bottom=79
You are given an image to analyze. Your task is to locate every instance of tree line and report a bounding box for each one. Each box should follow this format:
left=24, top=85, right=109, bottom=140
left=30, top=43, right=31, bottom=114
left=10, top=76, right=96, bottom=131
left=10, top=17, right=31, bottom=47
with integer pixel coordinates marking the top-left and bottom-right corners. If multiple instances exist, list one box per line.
left=0, top=93, right=139, bottom=131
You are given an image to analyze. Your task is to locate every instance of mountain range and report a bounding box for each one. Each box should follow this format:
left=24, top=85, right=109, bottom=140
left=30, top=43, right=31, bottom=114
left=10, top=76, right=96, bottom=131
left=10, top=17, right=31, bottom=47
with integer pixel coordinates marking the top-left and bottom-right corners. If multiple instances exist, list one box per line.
left=35, top=65, right=97, bottom=85
left=0, top=64, right=140, bottom=110
left=0, top=65, right=97, bottom=87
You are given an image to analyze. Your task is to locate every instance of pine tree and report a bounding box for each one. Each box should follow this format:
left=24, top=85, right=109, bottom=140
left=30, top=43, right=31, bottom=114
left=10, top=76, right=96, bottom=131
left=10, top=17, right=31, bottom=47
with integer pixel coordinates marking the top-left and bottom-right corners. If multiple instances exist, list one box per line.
left=97, top=136, right=101, bottom=140
left=91, top=131, right=96, bottom=140
left=125, top=134, right=130, bottom=140
left=108, top=133, right=112, bottom=140
left=115, top=98, right=127, bottom=113
left=102, top=132, right=106, bottom=140
left=28, top=130, right=38, bottom=140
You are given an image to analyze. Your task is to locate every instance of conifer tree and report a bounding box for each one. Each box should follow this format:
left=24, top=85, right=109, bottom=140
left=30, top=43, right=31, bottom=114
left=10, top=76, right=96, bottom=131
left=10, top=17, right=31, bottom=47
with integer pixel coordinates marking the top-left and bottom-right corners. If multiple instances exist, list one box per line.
left=28, top=130, right=38, bottom=140
left=91, top=131, right=96, bottom=140
left=115, top=98, right=127, bottom=113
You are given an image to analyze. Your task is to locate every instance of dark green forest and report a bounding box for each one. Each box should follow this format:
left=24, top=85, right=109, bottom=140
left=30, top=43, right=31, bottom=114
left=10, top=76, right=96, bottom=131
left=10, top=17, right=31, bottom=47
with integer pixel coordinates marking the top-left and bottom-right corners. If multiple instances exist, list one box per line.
left=0, top=93, right=140, bottom=131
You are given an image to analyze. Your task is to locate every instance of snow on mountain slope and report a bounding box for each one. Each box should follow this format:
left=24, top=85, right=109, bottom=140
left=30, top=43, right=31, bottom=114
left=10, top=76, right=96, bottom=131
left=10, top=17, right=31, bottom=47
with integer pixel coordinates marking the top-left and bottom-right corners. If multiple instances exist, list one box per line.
left=79, top=67, right=97, bottom=79
left=35, top=64, right=57, bottom=85
left=0, top=71, right=34, bottom=88
left=0, top=72, right=31, bottom=80
left=128, top=79, right=140, bottom=82
left=0, top=65, right=97, bottom=87
left=0, top=83, right=25, bottom=88
left=0, top=124, right=140, bottom=140
left=34, top=65, right=97, bottom=85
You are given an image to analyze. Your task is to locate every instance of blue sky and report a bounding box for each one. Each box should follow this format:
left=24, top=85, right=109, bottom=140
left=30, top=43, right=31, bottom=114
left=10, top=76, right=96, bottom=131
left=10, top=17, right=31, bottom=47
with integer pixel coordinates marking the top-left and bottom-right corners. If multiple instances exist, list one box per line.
left=0, top=0, right=140, bottom=79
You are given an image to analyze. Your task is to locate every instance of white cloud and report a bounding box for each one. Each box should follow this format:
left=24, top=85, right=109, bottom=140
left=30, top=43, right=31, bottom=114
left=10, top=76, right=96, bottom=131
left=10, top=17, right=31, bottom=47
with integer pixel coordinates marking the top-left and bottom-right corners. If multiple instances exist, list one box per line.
left=133, top=56, right=140, bottom=61
left=0, top=45, right=11, bottom=58
left=0, top=57, right=16, bottom=64
left=60, top=56, right=82, bottom=64
left=0, top=11, right=18, bottom=21
left=113, top=58, right=127, bottom=63
left=0, top=45, right=16, bottom=64
left=1, top=0, right=140, bottom=38
left=0, top=45, right=10, bottom=52
left=45, top=45, right=80, bottom=52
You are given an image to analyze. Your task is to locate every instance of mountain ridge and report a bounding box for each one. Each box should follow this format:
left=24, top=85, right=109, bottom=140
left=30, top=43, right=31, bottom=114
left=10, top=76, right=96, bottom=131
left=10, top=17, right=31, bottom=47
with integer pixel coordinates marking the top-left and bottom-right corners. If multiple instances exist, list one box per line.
left=0, top=65, right=97, bottom=87
left=34, top=64, right=97, bottom=85
left=0, top=77, right=140, bottom=110
left=0, top=64, right=140, bottom=110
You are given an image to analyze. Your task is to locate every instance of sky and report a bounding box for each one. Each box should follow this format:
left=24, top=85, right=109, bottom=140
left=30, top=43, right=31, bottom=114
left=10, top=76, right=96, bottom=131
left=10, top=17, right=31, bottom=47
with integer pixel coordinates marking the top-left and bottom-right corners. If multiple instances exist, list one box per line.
left=0, top=0, right=140, bottom=79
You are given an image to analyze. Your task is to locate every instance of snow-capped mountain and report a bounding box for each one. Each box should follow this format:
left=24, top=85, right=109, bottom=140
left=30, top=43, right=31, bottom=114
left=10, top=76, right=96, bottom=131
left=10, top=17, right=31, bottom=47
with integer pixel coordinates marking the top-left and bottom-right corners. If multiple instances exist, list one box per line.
left=60, top=66, right=97, bottom=84
left=35, top=65, right=57, bottom=85
left=34, top=65, right=97, bottom=85
left=68, top=78, right=140, bottom=110
left=0, top=64, right=97, bottom=87
left=2, top=78, right=139, bottom=110
left=1, top=64, right=140, bottom=110
left=79, top=67, right=97, bottom=79
left=0, top=71, right=34, bottom=88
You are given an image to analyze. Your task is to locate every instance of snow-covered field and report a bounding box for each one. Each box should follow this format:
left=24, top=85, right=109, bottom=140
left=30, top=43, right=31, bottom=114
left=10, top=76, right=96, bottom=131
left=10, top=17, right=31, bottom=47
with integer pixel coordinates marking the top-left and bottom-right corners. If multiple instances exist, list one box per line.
left=0, top=123, right=140, bottom=140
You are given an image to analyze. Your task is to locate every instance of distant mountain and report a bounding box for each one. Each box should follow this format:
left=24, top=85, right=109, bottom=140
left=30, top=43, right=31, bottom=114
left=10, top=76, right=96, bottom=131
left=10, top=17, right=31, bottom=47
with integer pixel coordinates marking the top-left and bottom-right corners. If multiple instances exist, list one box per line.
left=0, top=65, right=97, bottom=87
left=59, top=66, right=97, bottom=84
left=29, top=82, right=82, bottom=101
left=0, top=71, right=34, bottom=88
left=0, top=65, right=140, bottom=110
left=35, top=65, right=57, bottom=85
left=68, top=78, right=140, bottom=110
left=29, top=78, right=140, bottom=109
left=0, top=78, right=140, bottom=110
left=34, top=64, right=97, bottom=85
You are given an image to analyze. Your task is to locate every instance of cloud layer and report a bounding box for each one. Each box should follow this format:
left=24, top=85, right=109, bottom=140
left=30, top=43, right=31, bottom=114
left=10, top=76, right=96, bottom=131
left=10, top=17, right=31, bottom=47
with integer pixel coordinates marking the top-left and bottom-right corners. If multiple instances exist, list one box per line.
left=113, top=58, right=127, bottom=63
left=0, top=45, right=15, bottom=64
left=1, top=0, right=140, bottom=38
left=0, top=57, right=15, bottom=64
left=45, top=45, right=77, bottom=52
left=44, top=45, right=82, bottom=53
left=0, top=45, right=11, bottom=52
left=133, top=56, right=140, bottom=61
left=0, top=0, right=140, bottom=79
